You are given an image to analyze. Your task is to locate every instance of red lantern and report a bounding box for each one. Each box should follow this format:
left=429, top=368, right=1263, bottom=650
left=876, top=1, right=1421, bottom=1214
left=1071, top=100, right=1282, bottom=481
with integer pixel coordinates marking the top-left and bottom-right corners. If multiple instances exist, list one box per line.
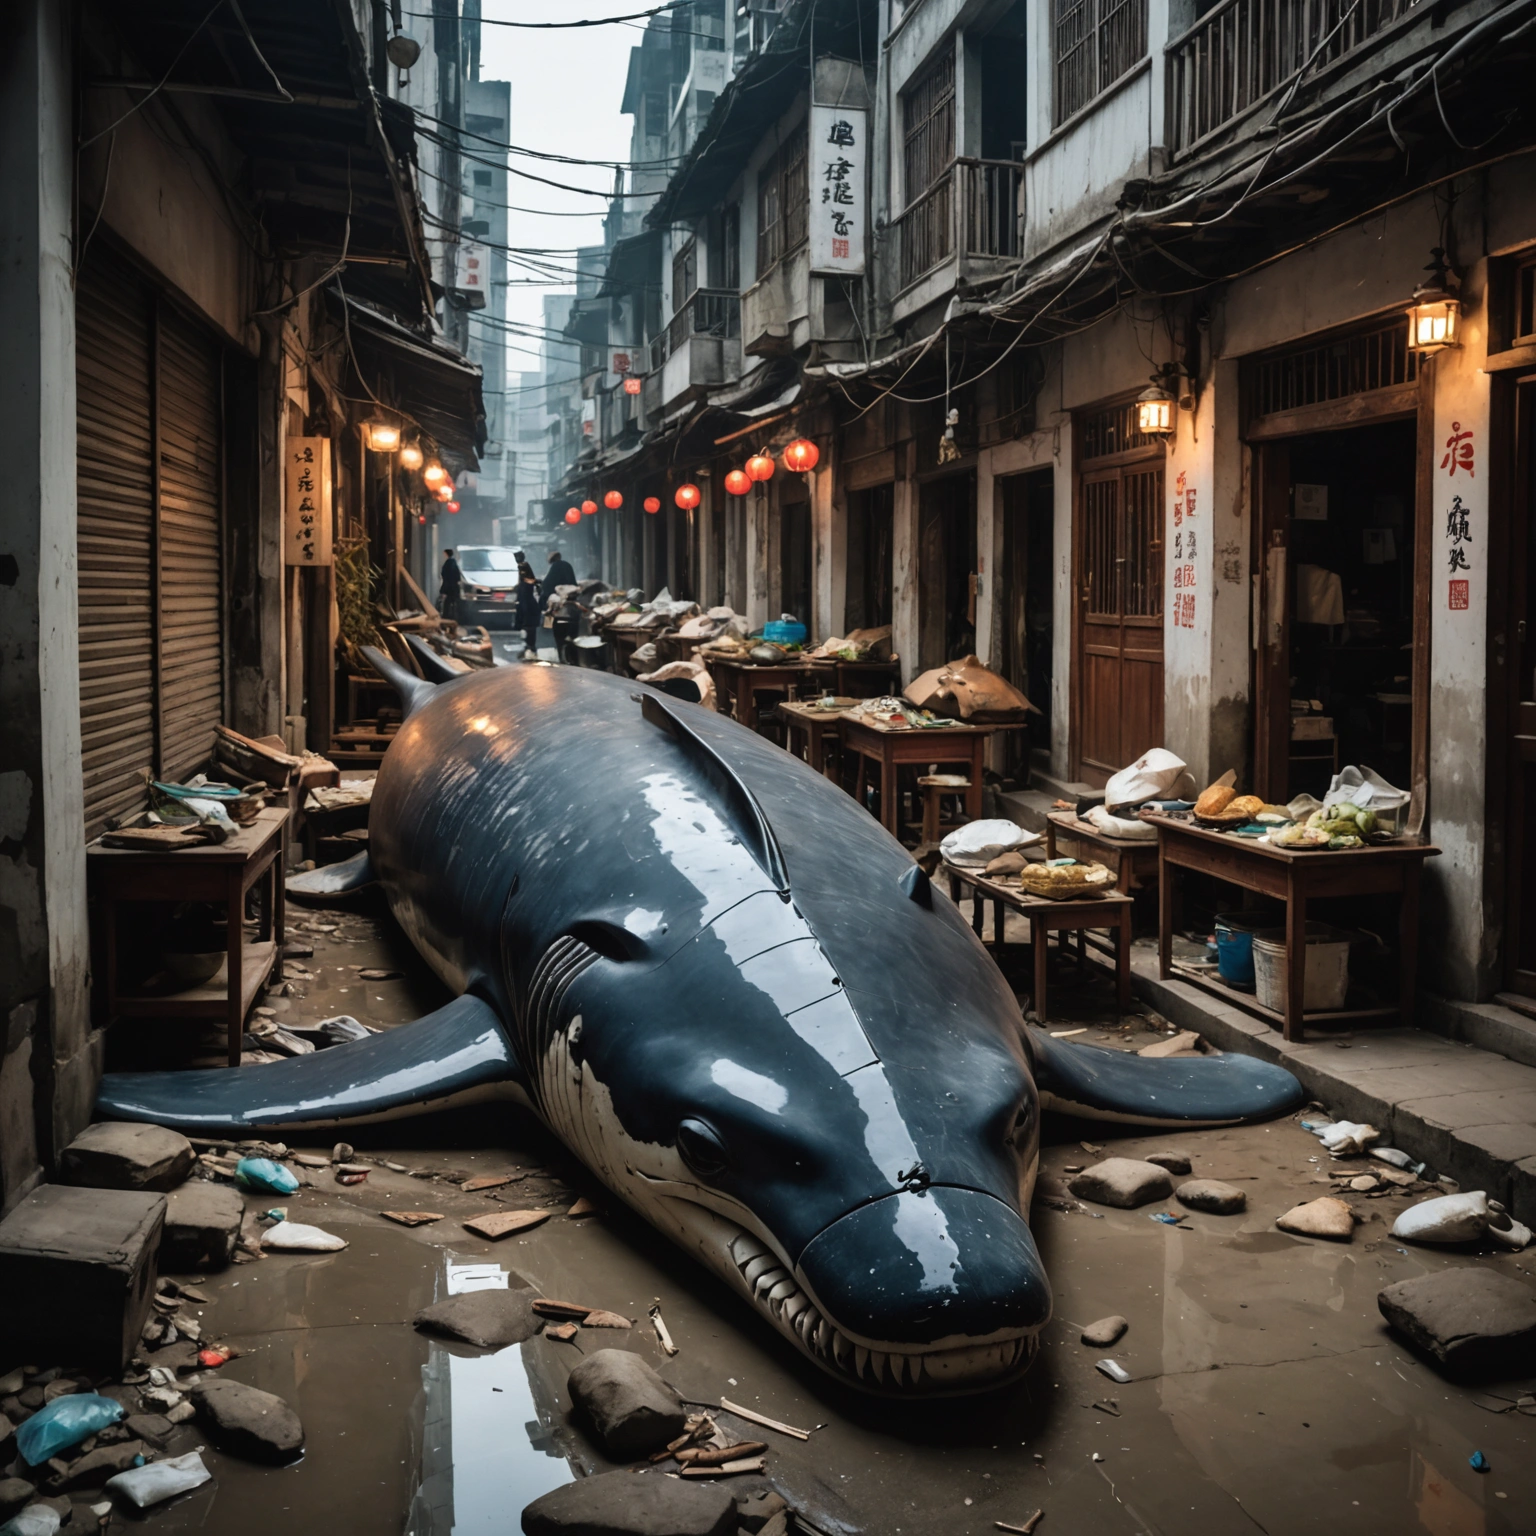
left=745, top=451, right=775, bottom=483
left=623, top=376, right=643, bottom=395
left=674, top=483, right=701, bottom=510
left=603, top=490, right=623, bottom=510
left=643, top=496, right=661, bottom=514
left=581, top=499, right=597, bottom=516
left=724, top=469, right=751, bottom=497
left=446, top=500, right=460, bottom=514
left=564, top=507, right=581, bottom=525
left=783, top=437, right=820, bottom=473
left=417, top=513, right=427, bottom=525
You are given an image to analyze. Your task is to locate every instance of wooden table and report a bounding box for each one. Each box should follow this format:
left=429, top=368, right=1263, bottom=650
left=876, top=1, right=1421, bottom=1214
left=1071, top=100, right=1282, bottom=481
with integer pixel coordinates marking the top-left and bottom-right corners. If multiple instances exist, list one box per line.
left=802, top=656, right=901, bottom=699
left=774, top=699, right=857, bottom=777
left=838, top=714, right=989, bottom=835
left=604, top=626, right=665, bottom=675
left=703, top=656, right=816, bottom=732
left=1045, top=811, right=1160, bottom=894
left=87, top=808, right=289, bottom=1067
left=945, top=862, right=1134, bottom=1018
left=1142, top=811, right=1439, bottom=1042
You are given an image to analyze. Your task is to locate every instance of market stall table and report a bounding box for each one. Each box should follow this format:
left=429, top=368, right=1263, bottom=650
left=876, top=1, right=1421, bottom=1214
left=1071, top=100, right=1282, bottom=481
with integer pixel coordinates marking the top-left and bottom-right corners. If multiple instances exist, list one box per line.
left=1141, top=811, right=1439, bottom=1042
left=944, top=862, right=1134, bottom=1018
left=87, top=807, right=289, bottom=1068
left=1045, top=810, right=1160, bottom=895
left=802, top=656, right=901, bottom=699
left=838, top=713, right=990, bottom=835
left=774, top=699, right=856, bottom=777
left=604, top=626, right=661, bottom=676
left=702, top=655, right=814, bottom=732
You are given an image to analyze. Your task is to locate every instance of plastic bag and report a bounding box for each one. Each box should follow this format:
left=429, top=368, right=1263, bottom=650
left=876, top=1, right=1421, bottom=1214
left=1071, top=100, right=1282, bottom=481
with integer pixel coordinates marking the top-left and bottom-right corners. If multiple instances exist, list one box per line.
left=1323, top=765, right=1410, bottom=812
left=17, top=1393, right=125, bottom=1466
left=106, top=1452, right=212, bottom=1509
left=940, top=820, right=1042, bottom=867
left=1392, top=1190, right=1516, bottom=1245
left=0, top=1507, right=62, bottom=1536
left=260, top=1220, right=348, bottom=1252
left=234, top=1157, right=299, bottom=1195
left=1104, top=749, right=1190, bottom=811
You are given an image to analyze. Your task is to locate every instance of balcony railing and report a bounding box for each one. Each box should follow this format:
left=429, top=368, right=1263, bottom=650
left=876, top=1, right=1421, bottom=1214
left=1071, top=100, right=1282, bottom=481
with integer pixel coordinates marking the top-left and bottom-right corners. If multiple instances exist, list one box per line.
left=1167, top=0, right=1422, bottom=156
left=647, top=287, right=741, bottom=373
left=896, top=158, right=1024, bottom=291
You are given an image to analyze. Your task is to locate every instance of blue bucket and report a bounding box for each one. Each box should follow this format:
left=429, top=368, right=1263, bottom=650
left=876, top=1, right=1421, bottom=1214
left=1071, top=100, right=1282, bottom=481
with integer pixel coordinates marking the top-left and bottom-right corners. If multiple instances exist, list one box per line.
left=762, top=620, right=808, bottom=646
left=1214, top=911, right=1277, bottom=991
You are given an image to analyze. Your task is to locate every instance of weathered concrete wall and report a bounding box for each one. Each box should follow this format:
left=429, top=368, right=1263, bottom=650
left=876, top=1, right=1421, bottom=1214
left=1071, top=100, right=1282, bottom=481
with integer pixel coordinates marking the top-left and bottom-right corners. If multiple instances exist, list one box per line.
left=0, top=1, right=93, bottom=1209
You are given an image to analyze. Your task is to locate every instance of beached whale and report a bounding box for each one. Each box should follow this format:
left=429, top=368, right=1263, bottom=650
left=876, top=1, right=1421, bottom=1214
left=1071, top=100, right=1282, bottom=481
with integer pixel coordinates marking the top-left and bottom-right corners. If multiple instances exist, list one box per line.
left=99, top=648, right=1301, bottom=1395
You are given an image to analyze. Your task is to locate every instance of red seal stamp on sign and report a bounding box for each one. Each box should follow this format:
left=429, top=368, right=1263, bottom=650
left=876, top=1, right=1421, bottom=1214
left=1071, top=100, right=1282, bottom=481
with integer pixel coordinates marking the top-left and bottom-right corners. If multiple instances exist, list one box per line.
left=1448, top=579, right=1469, bottom=610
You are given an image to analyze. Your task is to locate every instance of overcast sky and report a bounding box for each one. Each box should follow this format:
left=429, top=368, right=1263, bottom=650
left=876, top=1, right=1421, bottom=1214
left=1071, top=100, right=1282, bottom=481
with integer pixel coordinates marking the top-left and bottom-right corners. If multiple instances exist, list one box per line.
left=478, top=4, right=641, bottom=371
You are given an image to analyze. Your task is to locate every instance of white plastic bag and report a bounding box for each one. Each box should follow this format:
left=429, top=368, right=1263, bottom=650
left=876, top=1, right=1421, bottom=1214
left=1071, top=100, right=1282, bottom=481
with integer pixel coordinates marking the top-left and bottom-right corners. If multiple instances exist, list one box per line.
left=940, top=820, right=1041, bottom=867
left=261, top=1220, right=348, bottom=1252
left=1104, top=749, right=1190, bottom=811
left=1324, top=764, right=1410, bottom=811
left=0, top=1507, right=62, bottom=1536
left=1391, top=1190, right=1502, bottom=1245
left=106, top=1452, right=212, bottom=1509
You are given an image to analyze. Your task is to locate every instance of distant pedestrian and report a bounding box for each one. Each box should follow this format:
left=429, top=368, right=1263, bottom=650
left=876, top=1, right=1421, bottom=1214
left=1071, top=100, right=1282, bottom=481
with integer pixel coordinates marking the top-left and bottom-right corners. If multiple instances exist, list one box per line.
left=540, top=548, right=576, bottom=605
left=439, top=548, right=464, bottom=623
left=515, top=568, right=543, bottom=661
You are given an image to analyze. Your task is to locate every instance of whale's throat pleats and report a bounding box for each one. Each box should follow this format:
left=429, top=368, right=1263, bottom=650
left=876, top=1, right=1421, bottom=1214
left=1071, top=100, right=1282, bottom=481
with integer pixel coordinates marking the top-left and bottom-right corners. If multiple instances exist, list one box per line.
left=516, top=935, right=599, bottom=1113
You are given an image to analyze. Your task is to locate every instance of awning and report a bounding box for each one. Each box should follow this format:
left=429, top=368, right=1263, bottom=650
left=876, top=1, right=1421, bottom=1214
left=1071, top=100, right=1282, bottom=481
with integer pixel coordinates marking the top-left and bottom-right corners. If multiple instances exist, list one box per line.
left=337, top=294, right=486, bottom=468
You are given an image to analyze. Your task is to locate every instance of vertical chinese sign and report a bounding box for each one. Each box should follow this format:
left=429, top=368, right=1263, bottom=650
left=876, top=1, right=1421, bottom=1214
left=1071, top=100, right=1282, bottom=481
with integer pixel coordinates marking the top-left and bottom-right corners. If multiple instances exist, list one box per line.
left=454, top=240, right=488, bottom=310
left=284, top=437, right=333, bottom=567
left=1171, top=470, right=1198, bottom=629
left=809, top=104, right=866, bottom=275
left=1441, top=419, right=1474, bottom=610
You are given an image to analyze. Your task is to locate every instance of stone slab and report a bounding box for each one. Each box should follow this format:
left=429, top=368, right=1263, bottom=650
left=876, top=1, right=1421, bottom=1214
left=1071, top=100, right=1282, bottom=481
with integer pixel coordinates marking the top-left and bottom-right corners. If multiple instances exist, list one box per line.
left=161, top=1182, right=244, bottom=1272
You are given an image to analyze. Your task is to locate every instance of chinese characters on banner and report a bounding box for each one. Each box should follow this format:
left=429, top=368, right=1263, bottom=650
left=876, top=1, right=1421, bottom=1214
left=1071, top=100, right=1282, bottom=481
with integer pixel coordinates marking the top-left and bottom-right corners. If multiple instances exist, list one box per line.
left=1441, top=420, right=1474, bottom=609
left=454, top=241, right=488, bottom=309
left=283, top=437, right=332, bottom=567
left=809, top=104, right=866, bottom=275
left=1171, top=469, right=1198, bottom=629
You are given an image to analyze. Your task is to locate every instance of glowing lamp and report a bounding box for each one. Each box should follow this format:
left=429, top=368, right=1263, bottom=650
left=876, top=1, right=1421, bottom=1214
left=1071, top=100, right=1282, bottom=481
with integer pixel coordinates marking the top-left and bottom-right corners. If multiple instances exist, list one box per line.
left=674, top=483, right=701, bottom=510
left=565, top=507, right=581, bottom=525
left=399, top=442, right=424, bottom=471
left=624, top=376, right=643, bottom=395
left=434, top=484, right=453, bottom=502
left=364, top=419, right=401, bottom=452
left=446, top=501, right=460, bottom=514
left=581, top=499, right=597, bottom=516
left=1136, top=380, right=1175, bottom=437
left=643, top=496, right=661, bottom=514
left=1408, top=247, right=1461, bottom=354
left=423, top=463, right=447, bottom=489
left=783, top=438, right=819, bottom=473
left=745, top=451, right=775, bottom=483
left=603, top=490, right=623, bottom=510
left=417, top=513, right=427, bottom=525
left=724, top=469, right=751, bottom=497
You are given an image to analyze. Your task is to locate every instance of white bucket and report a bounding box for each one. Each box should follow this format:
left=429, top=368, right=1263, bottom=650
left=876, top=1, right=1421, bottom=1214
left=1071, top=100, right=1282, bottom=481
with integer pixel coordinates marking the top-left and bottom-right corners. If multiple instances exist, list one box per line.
left=1251, top=925, right=1352, bottom=1013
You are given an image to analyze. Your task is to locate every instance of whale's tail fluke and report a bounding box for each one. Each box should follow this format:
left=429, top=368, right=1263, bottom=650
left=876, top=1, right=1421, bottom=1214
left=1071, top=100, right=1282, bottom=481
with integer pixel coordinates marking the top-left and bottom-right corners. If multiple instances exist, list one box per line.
left=405, top=634, right=468, bottom=685
left=96, top=995, right=523, bottom=1133
left=363, top=644, right=438, bottom=718
left=1028, top=1026, right=1303, bottom=1127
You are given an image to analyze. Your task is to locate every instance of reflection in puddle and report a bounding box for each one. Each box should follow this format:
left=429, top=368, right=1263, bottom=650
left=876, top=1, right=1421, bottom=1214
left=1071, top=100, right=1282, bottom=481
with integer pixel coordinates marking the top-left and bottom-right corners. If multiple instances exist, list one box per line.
left=408, top=1255, right=577, bottom=1535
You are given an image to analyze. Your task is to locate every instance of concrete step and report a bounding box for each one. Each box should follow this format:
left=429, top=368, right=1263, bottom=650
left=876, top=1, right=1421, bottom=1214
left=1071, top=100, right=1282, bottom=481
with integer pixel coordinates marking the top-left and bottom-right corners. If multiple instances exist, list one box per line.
left=1028, top=765, right=1103, bottom=807
left=996, top=788, right=1057, bottom=835
left=1421, top=993, right=1536, bottom=1073
left=1126, top=943, right=1536, bottom=1227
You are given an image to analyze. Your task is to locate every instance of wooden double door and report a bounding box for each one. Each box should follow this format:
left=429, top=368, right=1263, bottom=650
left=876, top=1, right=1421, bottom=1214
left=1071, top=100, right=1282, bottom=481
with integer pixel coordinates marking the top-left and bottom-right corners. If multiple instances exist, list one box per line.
left=1074, top=457, right=1164, bottom=785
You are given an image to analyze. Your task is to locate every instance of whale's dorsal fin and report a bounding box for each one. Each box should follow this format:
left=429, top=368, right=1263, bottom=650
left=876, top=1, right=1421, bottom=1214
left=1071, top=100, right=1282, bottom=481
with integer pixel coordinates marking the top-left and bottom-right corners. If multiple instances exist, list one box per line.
left=363, top=643, right=437, bottom=719
left=405, top=634, right=470, bottom=685
left=637, top=690, right=789, bottom=892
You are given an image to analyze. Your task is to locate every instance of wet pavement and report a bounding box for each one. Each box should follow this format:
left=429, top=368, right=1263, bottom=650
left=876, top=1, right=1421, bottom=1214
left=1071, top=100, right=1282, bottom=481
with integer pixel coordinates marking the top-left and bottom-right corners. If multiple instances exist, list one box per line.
left=122, top=894, right=1536, bottom=1536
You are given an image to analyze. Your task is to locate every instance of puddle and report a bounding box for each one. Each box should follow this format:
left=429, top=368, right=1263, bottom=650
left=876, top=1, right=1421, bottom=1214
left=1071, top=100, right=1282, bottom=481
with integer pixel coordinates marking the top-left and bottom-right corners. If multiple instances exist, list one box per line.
left=407, top=1254, right=577, bottom=1535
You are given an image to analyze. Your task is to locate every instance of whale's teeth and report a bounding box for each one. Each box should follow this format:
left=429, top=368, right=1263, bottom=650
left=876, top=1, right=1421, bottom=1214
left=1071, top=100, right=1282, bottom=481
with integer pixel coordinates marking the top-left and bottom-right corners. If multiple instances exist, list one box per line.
left=832, top=1330, right=852, bottom=1368
left=730, top=1234, right=766, bottom=1270
left=887, top=1352, right=905, bottom=1387
left=766, top=1277, right=796, bottom=1311
left=906, top=1352, right=922, bottom=1384
left=868, top=1349, right=888, bottom=1385
left=782, top=1292, right=810, bottom=1329
left=753, top=1266, right=788, bottom=1300
left=815, top=1317, right=833, bottom=1356
left=854, top=1345, right=869, bottom=1380
left=742, top=1255, right=779, bottom=1288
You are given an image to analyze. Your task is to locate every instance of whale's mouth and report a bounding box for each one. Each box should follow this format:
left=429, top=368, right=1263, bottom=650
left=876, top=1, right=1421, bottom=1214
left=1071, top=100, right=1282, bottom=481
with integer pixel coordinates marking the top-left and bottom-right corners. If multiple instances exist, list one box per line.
left=723, top=1228, right=1038, bottom=1395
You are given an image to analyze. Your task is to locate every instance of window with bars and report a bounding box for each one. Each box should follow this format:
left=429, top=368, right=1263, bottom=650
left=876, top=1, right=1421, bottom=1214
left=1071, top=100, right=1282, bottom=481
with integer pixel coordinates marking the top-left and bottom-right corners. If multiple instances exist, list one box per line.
left=756, top=127, right=808, bottom=278
left=1250, top=318, right=1418, bottom=418
left=1079, top=400, right=1161, bottom=461
left=902, top=51, right=955, bottom=208
left=1052, top=0, right=1147, bottom=128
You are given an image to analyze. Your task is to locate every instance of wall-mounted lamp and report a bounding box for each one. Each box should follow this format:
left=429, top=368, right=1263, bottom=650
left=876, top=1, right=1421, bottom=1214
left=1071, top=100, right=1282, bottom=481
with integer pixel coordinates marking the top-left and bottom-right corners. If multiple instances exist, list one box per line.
left=1407, top=247, right=1461, bottom=354
left=364, top=420, right=401, bottom=453
left=1136, top=369, right=1177, bottom=437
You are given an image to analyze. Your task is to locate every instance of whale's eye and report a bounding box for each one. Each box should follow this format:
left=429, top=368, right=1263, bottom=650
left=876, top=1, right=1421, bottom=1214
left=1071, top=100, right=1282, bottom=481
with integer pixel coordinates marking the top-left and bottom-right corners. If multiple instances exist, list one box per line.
left=677, top=1118, right=728, bottom=1178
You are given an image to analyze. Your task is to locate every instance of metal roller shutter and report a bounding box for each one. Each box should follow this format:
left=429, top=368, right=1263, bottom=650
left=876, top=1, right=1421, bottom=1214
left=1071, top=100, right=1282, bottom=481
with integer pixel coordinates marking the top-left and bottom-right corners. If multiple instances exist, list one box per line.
left=75, top=255, right=155, bottom=838
left=155, top=308, right=224, bottom=782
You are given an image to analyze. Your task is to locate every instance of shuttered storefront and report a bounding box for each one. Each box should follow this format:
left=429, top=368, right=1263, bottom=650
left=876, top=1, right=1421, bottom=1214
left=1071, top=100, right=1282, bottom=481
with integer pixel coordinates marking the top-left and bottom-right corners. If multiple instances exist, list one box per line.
left=75, top=249, right=226, bottom=837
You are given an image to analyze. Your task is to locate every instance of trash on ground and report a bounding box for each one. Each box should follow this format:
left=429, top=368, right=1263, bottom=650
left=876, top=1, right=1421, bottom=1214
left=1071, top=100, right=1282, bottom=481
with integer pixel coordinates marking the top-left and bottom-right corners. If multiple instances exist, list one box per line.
left=105, top=1452, right=211, bottom=1508
left=460, top=1174, right=513, bottom=1192
left=649, top=1302, right=678, bottom=1355
left=679, top=1455, right=765, bottom=1477
left=1276, top=1196, right=1356, bottom=1241
left=675, top=1440, right=766, bottom=1467
left=1094, top=1360, right=1132, bottom=1384
left=461, top=1209, right=551, bottom=1241
left=566, top=1196, right=598, bottom=1217
left=718, top=1398, right=812, bottom=1441
left=532, top=1297, right=593, bottom=1321
left=233, top=1157, right=299, bottom=1195
left=545, top=1322, right=579, bottom=1342
left=1080, top=1316, right=1127, bottom=1348
left=260, top=1219, right=348, bottom=1252
left=995, top=1514, right=1044, bottom=1536
left=1470, top=1450, right=1489, bottom=1472
left=16, top=1394, right=124, bottom=1466
left=1300, top=1120, right=1380, bottom=1157
left=381, top=1211, right=443, bottom=1227
left=582, top=1309, right=632, bottom=1329
left=1392, top=1190, right=1510, bottom=1246
left=197, top=1347, right=231, bottom=1368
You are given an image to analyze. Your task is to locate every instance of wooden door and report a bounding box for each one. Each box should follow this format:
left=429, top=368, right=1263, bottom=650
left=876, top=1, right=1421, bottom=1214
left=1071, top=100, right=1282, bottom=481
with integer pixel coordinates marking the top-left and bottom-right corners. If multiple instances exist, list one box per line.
left=1506, top=381, right=1536, bottom=997
left=1075, top=461, right=1163, bottom=784
left=1254, top=443, right=1292, bottom=801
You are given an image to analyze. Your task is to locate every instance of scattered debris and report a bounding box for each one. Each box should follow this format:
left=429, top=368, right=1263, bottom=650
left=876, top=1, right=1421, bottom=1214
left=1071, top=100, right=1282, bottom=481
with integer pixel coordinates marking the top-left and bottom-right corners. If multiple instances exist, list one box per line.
left=381, top=1211, right=443, bottom=1227
left=359, top=969, right=403, bottom=980
left=1080, top=1316, right=1127, bottom=1348
left=192, top=1379, right=304, bottom=1462
left=1137, top=1031, right=1202, bottom=1058
left=259, top=1220, right=348, bottom=1252
left=462, top=1210, right=551, bottom=1241
left=1143, top=1150, right=1192, bottom=1175
left=1300, top=1120, right=1380, bottom=1157
left=567, top=1349, right=686, bottom=1458
left=1094, top=1360, right=1132, bottom=1385
left=104, top=1451, right=211, bottom=1508
left=566, top=1196, right=598, bottom=1218
left=1088, top=1400, right=1121, bottom=1417
left=533, top=1299, right=593, bottom=1321
left=679, top=1456, right=765, bottom=1478
left=1392, top=1191, right=1530, bottom=1249
left=461, top=1175, right=514, bottom=1192
left=1470, top=1450, right=1489, bottom=1473
left=16, top=1396, right=124, bottom=1466
left=234, top=1157, right=299, bottom=1195
left=1069, top=1159, right=1175, bottom=1209
left=1275, top=1197, right=1356, bottom=1241
left=545, top=1323, right=579, bottom=1343
left=649, top=1303, right=678, bottom=1356
left=582, top=1310, right=632, bottom=1330
left=995, top=1515, right=1044, bottom=1536
left=676, top=1441, right=767, bottom=1467
left=717, top=1399, right=811, bottom=1441
left=414, top=1289, right=541, bottom=1349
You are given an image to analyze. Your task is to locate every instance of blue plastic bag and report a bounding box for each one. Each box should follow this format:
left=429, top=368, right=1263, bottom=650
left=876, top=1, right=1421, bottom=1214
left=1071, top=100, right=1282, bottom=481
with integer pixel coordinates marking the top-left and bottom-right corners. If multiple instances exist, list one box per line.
left=234, top=1156, right=299, bottom=1195
left=16, top=1393, right=125, bottom=1466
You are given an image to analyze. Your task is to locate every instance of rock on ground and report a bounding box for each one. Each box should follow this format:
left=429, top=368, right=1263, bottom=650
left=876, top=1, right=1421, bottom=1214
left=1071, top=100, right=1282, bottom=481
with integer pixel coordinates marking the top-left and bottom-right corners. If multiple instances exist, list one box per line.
left=413, top=1289, right=541, bottom=1350
left=59, top=1123, right=194, bottom=1193
left=566, top=1350, right=685, bottom=1459
left=1068, top=1159, right=1174, bottom=1209
left=522, top=1470, right=736, bottom=1536
left=1080, top=1315, right=1128, bottom=1348
left=1276, top=1196, right=1355, bottom=1241
left=1378, top=1269, right=1536, bottom=1377
left=0, top=1479, right=36, bottom=1519
left=191, top=1379, right=304, bottom=1462
left=1144, top=1150, right=1193, bottom=1175
left=1176, top=1179, right=1246, bottom=1215
left=161, top=1182, right=244, bottom=1271
left=48, top=1440, right=145, bottom=1491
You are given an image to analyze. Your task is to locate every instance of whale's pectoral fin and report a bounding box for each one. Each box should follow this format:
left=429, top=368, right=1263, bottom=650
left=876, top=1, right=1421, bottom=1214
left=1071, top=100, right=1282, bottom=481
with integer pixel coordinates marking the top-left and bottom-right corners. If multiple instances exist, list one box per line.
left=362, top=643, right=438, bottom=719
left=405, top=634, right=468, bottom=685
left=1027, top=1026, right=1303, bottom=1127
left=97, top=994, right=523, bottom=1133
left=286, top=848, right=375, bottom=898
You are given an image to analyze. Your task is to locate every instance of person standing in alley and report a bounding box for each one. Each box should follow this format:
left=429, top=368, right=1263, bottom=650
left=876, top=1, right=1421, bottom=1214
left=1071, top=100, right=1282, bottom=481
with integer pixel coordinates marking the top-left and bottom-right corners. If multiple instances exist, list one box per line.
left=439, top=548, right=464, bottom=623
left=540, top=547, right=575, bottom=605
left=515, top=566, right=543, bottom=661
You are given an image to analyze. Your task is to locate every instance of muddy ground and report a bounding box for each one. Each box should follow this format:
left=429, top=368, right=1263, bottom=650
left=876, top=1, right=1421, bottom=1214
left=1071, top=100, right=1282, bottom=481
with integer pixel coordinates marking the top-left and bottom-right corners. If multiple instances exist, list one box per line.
left=108, top=891, right=1536, bottom=1536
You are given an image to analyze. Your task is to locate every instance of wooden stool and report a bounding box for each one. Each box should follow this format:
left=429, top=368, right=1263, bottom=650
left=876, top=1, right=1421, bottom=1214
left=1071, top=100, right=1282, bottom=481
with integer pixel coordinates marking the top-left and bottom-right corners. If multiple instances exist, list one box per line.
left=918, top=774, right=971, bottom=844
